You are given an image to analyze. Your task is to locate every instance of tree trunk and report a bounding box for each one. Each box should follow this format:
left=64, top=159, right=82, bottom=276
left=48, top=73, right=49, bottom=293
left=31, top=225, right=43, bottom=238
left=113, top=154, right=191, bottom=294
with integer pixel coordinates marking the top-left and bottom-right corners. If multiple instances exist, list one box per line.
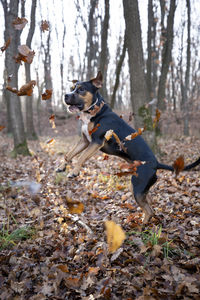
left=157, top=0, right=176, bottom=111
left=25, top=0, right=38, bottom=140
left=110, top=33, right=127, bottom=109
left=99, top=0, right=110, bottom=100
left=146, top=0, right=153, bottom=100
left=86, top=0, right=98, bottom=79
left=122, top=0, right=148, bottom=129
left=44, top=30, right=53, bottom=114
left=1, top=0, right=30, bottom=156
left=182, top=0, right=191, bottom=136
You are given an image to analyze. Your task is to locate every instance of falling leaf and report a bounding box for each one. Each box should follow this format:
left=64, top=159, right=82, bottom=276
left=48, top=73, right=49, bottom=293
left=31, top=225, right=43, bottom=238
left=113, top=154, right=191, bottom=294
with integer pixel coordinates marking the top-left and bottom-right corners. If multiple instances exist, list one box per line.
left=42, top=89, right=52, bottom=100
left=17, top=80, right=36, bottom=96
left=15, top=45, right=35, bottom=64
left=0, top=125, right=5, bottom=131
left=88, top=267, right=100, bottom=275
left=46, top=138, right=55, bottom=144
left=125, top=127, right=146, bottom=141
left=49, top=114, right=56, bottom=129
left=173, top=155, right=184, bottom=176
left=153, top=109, right=161, bottom=128
left=103, top=154, right=109, bottom=160
left=41, top=20, right=49, bottom=32
left=115, top=170, right=138, bottom=177
left=104, top=130, right=127, bottom=152
left=1, top=38, right=11, bottom=52
left=57, top=264, right=69, bottom=273
left=105, top=129, right=114, bottom=141
left=6, top=86, right=18, bottom=94
left=119, top=161, right=144, bottom=170
left=105, top=220, right=126, bottom=253
left=66, top=198, right=84, bottom=214
left=115, top=161, right=144, bottom=177
left=89, top=123, right=100, bottom=135
left=12, top=17, right=28, bottom=30
left=64, top=277, right=81, bottom=289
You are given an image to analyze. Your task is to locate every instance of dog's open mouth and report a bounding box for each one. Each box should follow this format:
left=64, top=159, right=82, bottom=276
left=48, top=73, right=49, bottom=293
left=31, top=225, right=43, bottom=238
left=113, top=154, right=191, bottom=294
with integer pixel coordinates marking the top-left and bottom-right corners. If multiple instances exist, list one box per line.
left=67, top=105, right=81, bottom=113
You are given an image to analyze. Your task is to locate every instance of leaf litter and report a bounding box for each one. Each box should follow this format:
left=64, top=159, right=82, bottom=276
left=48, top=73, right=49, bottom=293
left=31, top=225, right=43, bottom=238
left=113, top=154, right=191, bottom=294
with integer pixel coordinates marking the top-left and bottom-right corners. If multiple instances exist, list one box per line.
left=0, top=134, right=200, bottom=299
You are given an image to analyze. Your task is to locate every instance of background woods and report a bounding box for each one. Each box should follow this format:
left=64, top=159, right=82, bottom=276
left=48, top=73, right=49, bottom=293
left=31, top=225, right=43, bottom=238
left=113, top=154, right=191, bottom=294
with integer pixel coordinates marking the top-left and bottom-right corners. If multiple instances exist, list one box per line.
left=0, top=1, right=200, bottom=299
left=0, top=0, right=200, bottom=155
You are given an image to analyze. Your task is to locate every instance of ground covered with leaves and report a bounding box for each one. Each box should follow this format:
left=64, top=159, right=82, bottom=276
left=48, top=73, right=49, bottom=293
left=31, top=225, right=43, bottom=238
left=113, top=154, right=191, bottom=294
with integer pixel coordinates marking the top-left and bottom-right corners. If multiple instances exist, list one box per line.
left=0, top=134, right=200, bottom=299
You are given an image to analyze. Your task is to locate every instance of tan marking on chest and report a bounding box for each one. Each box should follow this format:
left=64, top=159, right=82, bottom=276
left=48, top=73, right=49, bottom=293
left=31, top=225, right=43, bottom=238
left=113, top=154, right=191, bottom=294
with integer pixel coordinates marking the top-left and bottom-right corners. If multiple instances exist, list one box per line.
left=80, top=114, right=94, bottom=142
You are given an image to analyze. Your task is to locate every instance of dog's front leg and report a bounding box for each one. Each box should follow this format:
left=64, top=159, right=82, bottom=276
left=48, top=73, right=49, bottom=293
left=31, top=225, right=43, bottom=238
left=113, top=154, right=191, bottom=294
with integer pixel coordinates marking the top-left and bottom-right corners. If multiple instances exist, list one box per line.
left=65, top=135, right=89, bottom=162
left=68, top=142, right=102, bottom=177
left=56, top=136, right=89, bottom=172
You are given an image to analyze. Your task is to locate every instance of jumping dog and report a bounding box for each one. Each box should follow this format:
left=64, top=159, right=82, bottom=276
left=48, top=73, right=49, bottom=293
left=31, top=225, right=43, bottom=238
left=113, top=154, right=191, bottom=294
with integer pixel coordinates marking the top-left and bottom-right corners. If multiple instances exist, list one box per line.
left=57, top=71, right=200, bottom=223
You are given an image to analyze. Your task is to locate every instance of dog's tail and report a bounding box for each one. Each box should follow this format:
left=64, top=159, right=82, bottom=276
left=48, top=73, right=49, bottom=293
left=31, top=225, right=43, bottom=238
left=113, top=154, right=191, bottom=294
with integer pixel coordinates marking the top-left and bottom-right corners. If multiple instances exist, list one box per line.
left=157, top=157, right=200, bottom=172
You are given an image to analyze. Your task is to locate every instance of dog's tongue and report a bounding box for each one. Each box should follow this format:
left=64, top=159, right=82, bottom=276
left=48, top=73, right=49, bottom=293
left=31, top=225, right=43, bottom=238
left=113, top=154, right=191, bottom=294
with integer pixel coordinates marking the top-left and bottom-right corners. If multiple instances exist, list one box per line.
left=68, top=105, right=80, bottom=113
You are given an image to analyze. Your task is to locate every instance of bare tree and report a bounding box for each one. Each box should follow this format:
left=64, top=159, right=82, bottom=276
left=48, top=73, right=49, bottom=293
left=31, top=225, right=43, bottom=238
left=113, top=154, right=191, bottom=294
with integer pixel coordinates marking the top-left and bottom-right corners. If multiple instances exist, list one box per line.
left=99, top=0, right=110, bottom=100
left=1, top=0, right=30, bottom=156
left=25, top=0, right=37, bottom=140
left=43, top=27, right=53, bottom=114
left=157, top=0, right=177, bottom=110
left=123, top=0, right=148, bottom=128
left=181, top=0, right=191, bottom=136
left=86, top=0, right=98, bottom=79
left=146, top=0, right=159, bottom=100
left=110, top=33, right=127, bottom=109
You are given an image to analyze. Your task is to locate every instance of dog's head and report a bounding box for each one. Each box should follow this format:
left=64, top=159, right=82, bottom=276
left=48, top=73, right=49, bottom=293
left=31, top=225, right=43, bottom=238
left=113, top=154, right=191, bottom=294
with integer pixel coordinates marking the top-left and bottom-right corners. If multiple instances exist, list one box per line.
left=64, top=71, right=103, bottom=113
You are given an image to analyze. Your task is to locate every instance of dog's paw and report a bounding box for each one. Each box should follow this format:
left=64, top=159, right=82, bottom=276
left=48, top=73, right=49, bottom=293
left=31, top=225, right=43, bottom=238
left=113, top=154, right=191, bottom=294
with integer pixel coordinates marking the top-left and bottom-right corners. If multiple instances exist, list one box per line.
left=67, top=169, right=80, bottom=178
left=67, top=172, right=79, bottom=178
left=56, top=163, right=66, bottom=173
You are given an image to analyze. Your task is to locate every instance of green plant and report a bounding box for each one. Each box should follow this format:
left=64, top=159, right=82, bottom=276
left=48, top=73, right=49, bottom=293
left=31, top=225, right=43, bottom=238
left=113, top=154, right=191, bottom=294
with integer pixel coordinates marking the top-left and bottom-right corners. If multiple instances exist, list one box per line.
left=0, top=225, right=35, bottom=250
left=127, top=226, right=176, bottom=259
left=141, top=226, right=162, bottom=246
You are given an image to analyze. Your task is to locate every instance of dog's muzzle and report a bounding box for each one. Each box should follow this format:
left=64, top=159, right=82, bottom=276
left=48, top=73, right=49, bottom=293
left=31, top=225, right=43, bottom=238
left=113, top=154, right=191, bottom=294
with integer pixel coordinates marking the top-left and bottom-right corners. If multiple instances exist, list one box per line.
left=64, top=93, right=84, bottom=113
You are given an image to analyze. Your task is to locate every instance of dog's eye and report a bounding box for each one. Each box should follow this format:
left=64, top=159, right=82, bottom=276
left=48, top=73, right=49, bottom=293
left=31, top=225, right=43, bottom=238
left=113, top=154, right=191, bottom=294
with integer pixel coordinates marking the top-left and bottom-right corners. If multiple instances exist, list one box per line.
left=70, top=85, right=76, bottom=92
left=78, top=86, right=85, bottom=92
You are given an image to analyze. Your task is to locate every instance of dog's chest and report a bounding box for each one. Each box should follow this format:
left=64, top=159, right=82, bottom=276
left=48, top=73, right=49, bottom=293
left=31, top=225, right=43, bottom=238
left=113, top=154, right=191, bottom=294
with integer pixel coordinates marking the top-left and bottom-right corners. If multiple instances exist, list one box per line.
left=80, top=113, right=93, bottom=142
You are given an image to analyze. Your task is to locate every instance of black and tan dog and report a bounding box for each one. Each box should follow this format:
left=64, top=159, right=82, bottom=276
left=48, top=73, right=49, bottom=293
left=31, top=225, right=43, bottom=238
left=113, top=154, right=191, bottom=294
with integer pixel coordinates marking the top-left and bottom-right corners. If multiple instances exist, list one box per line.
left=57, top=71, right=200, bottom=223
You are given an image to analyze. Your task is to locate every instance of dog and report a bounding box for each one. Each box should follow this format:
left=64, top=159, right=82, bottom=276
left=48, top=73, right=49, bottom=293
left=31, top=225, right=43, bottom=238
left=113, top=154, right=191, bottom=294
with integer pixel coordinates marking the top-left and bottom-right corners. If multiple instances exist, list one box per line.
left=57, top=71, right=200, bottom=223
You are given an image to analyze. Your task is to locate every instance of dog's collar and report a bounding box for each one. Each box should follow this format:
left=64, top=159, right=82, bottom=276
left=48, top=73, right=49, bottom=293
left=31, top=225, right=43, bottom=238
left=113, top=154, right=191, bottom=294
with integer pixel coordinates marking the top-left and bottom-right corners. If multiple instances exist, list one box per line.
left=84, top=92, right=104, bottom=114
left=86, top=97, right=99, bottom=112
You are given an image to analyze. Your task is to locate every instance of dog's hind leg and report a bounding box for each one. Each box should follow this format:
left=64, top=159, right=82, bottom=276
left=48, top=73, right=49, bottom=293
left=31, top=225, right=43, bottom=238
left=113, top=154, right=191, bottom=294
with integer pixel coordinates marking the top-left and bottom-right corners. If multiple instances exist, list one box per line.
left=131, top=165, right=157, bottom=224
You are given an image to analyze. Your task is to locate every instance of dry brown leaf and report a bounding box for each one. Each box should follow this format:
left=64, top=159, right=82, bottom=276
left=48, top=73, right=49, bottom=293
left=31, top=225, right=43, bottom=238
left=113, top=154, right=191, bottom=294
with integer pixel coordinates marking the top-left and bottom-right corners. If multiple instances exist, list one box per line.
left=57, top=264, right=69, bottom=273
left=46, top=138, right=55, bottom=144
left=66, top=198, right=84, bottom=214
left=153, top=108, right=161, bottom=128
left=17, top=80, right=36, bottom=96
left=104, top=130, right=127, bottom=152
left=6, top=81, right=36, bottom=96
left=64, top=277, right=81, bottom=289
left=15, top=45, right=35, bottom=64
left=49, top=114, right=56, bottom=129
left=173, top=155, right=185, bottom=176
left=6, top=86, right=18, bottom=94
left=89, top=123, right=100, bottom=135
left=12, top=17, right=28, bottom=30
left=42, top=89, right=52, bottom=100
left=41, top=20, right=50, bottom=32
left=105, top=220, right=126, bottom=253
left=1, top=38, right=11, bottom=52
left=125, top=127, right=146, bottom=141
left=0, top=125, right=5, bottom=131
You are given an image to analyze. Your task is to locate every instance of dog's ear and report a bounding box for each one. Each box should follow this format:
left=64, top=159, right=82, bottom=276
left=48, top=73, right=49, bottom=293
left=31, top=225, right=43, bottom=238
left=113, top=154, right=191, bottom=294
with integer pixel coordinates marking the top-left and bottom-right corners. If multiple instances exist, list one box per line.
left=91, top=71, right=103, bottom=88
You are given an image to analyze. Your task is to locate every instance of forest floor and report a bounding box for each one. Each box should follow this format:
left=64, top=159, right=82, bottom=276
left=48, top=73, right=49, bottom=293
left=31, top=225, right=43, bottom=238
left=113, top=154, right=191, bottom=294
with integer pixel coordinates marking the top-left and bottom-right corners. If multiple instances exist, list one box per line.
left=0, top=116, right=200, bottom=299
